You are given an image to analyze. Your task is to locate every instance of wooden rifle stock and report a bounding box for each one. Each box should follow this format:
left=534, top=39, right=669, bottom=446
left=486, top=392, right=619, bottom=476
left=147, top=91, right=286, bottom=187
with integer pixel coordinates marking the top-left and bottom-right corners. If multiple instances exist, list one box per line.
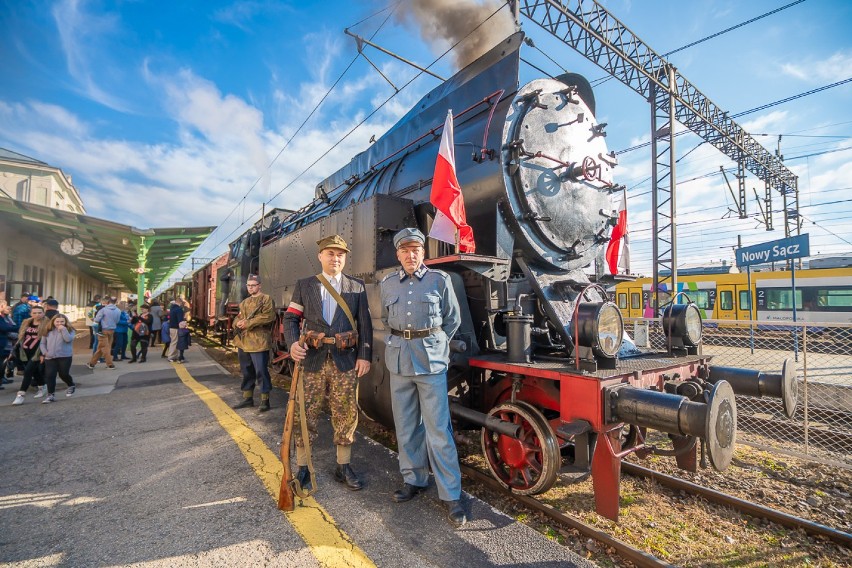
left=277, top=331, right=305, bottom=511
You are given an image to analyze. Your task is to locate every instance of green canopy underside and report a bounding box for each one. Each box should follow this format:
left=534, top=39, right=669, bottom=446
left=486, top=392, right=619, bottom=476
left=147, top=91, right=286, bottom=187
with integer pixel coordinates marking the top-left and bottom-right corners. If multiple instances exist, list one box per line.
left=0, top=196, right=214, bottom=292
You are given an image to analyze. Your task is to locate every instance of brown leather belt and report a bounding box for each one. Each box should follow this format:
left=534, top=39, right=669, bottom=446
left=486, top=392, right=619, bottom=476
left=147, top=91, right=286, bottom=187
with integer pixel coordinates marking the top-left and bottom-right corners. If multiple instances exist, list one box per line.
left=390, top=327, right=441, bottom=339
left=320, top=337, right=336, bottom=344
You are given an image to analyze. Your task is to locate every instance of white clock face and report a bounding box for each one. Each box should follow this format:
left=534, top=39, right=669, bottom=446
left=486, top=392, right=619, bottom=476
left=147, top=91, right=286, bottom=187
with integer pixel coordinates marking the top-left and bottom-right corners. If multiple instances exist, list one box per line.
left=60, top=237, right=85, bottom=256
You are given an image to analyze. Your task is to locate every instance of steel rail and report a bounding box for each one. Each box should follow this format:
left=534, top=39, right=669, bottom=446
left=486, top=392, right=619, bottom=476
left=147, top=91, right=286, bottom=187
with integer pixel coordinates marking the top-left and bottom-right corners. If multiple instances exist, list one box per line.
left=622, top=462, right=852, bottom=547
left=460, top=465, right=674, bottom=568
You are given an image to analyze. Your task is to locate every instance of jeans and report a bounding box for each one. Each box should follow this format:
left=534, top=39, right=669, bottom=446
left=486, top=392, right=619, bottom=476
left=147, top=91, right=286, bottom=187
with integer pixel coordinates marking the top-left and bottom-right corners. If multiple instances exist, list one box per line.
left=112, top=331, right=128, bottom=360
left=44, top=357, right=74, bottom=394
left=389, top=371, right=461, bottom=501
left=130, top=337, right=149, bottom=361
left=238, top=350, right=271, bottom=394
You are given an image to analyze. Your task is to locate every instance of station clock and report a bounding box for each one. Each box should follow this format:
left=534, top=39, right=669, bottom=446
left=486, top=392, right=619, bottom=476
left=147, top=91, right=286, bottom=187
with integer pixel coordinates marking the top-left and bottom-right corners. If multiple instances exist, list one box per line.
left=60, top=237, right=85, bottom=256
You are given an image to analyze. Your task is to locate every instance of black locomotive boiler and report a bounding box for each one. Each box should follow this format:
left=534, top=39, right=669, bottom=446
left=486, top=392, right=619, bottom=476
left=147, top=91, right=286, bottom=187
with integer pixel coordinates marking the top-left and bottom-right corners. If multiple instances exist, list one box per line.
left=244, top=32, right=796, bottom=520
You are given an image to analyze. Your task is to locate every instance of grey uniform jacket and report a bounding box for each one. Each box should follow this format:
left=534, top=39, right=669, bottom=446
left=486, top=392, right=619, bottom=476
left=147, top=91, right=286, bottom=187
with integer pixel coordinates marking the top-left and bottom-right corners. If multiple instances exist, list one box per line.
left=380, top=265, right=461, bottom=376
left=283, top=274, right=373, bottom=373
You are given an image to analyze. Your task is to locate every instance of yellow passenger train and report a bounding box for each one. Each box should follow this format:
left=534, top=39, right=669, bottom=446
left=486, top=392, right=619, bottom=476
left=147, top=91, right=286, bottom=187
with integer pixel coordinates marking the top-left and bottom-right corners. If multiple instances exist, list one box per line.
left=614, top=266, right=852, bottom=327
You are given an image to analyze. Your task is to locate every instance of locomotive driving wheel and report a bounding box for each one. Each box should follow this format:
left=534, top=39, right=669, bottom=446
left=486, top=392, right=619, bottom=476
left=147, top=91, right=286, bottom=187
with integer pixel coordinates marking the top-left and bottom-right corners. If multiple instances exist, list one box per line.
left=481, top=401, right=560, bottom=495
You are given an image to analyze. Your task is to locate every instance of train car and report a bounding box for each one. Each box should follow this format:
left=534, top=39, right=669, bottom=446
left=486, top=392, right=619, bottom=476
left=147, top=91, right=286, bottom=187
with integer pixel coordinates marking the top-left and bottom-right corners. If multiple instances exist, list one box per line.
left=615, top=267, right=852, bottom=326
left=188, top=251, right=229, bottom=335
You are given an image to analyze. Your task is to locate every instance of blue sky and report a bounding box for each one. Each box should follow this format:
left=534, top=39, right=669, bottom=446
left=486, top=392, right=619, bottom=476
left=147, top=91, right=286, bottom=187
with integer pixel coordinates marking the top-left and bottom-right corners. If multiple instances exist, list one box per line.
left=1, top=0, right=850, bottom=285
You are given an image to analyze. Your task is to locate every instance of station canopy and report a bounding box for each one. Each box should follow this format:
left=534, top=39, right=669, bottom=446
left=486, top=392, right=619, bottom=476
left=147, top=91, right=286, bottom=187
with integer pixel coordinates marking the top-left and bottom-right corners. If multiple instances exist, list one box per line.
left=0, top=196, right=215, bottom=292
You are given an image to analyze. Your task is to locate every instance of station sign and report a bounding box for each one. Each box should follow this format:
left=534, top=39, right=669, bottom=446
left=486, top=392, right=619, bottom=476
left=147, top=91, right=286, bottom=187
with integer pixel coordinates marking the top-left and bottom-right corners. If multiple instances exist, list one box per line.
left=735, top=234, right=810, bottom=267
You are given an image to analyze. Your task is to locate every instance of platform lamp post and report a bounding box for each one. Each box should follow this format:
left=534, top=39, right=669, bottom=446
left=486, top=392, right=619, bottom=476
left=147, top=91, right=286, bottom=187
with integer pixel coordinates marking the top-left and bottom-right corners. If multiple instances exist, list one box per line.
left=134, top=235, right=152, bottom=306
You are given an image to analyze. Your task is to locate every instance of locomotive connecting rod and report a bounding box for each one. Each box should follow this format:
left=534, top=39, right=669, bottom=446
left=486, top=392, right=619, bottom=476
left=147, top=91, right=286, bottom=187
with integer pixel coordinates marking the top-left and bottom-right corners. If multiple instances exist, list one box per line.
left=606, top=381, right=737, bottom=471
left=706, top=357, right=797, bottom=419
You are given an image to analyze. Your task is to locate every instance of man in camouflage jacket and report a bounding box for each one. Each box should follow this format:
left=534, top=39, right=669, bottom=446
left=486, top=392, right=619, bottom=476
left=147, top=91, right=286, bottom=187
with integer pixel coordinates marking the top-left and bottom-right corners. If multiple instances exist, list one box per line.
left=233, top=274, right=276, bottom=412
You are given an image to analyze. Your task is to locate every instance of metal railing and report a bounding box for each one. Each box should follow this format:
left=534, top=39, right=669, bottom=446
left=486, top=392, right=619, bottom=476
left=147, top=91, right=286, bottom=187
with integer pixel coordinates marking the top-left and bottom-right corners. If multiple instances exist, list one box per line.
left=625, top=318, right=852, bottom=465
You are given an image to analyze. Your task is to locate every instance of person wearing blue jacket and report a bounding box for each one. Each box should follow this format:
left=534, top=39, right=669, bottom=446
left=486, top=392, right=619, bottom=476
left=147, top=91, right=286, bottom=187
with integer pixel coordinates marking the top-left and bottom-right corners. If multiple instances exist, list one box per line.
left=87, top=297, right=121, bottom=369
left=30, top=314, right=76, bottom=404
left=176, top=320, right=191, bottom=362
left=167, top=300, right=185, bottom=361
left=160, top=317, right=171, bottom=358
left=112, top=306, right=130, bottom=361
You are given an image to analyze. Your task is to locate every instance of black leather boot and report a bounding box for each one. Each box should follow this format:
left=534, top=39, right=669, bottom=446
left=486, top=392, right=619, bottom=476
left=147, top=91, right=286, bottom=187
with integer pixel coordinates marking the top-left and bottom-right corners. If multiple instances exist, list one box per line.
left=258, top=398, right=270, bottom=412
left=392, top=483, right=426, bottom=503
left=445, top=500, right=467, bottom=527
left=295, top=466, right=313, bottom=491
left=334, top=464, right=364, bottom=491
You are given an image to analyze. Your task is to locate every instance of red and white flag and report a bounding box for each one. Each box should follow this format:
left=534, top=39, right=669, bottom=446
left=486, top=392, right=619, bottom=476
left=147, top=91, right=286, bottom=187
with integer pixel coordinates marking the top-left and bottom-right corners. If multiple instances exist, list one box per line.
left=429, top=110, right=475, bottom=252
left=605, top=190, right=630, bottom=275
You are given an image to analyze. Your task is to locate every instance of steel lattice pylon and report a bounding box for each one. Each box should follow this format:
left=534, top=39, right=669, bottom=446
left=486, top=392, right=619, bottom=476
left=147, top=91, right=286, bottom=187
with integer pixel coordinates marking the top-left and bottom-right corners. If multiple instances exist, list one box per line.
left=517, top=0, right=800, bottom=299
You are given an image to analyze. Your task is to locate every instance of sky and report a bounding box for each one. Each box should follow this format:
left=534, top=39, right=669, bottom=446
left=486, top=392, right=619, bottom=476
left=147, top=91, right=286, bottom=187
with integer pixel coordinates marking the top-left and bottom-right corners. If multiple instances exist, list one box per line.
left=1, top=0, right=850, bottom=288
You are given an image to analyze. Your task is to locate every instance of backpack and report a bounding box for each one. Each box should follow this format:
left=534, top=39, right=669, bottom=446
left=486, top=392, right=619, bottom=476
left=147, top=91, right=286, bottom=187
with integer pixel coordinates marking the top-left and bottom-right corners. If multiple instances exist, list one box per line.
left=134, top=321, right=149, bottom=336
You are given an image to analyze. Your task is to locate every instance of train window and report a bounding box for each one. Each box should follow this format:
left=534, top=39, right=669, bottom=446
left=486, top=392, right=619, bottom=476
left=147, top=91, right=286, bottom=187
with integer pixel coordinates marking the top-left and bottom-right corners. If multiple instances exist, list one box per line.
left=631, top=293, right=640, bottom=310
left=764, top=289, right=802, bottom=310
left=818, top=288, right=852, bottom=311
left=739, top=290, right=751, bottom=310
left=719, top=290, right=733, bottom=310
left=618, top=293, right=627, bottom=309
left=688, top=290, right=710, bottom=309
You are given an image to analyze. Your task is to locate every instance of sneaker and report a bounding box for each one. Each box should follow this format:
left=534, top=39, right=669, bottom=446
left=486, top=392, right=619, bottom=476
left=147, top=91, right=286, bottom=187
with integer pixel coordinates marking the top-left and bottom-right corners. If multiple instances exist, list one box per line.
left=33, top=386, right=46, bottom=398
left=12, top=391, right=25, bottom=405
left=41, top=394, right=55, bottom=404
left=86, top=363, right=96, bottom=370
left=66, top=385, right=76, bottom=397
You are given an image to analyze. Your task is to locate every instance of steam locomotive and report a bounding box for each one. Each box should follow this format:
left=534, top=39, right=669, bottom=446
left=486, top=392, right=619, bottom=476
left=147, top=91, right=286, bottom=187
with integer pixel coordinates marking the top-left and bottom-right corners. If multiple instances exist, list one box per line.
left=180, top=33, right=797, bottom=520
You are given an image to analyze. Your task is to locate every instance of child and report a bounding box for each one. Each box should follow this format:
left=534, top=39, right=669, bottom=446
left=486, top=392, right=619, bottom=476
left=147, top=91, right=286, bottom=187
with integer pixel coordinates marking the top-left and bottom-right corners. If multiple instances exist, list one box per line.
left=160, top=316, right=171, bottom=358
left=35, top=314, right=77, bottom=404
left=176, top=321, right=191, bottom=363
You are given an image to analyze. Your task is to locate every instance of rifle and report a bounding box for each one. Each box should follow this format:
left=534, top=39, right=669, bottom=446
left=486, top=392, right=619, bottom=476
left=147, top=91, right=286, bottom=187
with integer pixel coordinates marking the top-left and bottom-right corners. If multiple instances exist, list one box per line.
left=277, top=324, right=306, bottom=511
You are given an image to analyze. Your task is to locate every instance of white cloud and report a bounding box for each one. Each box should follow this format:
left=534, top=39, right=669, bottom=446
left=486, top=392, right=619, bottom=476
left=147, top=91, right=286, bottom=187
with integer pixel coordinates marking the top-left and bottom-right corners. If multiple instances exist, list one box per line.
left=781, top=50, right=852, bottom=83
left=51, top=0, right=129, bottom=112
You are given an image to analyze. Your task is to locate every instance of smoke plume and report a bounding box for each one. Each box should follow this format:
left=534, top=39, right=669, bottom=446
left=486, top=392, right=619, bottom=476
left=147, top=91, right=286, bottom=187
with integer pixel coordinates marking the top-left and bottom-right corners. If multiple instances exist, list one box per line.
left=396, top=0, right=516, bottom=70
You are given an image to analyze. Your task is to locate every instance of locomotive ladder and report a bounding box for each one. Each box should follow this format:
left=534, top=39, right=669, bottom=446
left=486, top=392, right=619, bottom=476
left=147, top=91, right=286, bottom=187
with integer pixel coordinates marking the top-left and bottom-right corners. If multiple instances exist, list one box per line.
left=515, top=0, right=800, bottom=305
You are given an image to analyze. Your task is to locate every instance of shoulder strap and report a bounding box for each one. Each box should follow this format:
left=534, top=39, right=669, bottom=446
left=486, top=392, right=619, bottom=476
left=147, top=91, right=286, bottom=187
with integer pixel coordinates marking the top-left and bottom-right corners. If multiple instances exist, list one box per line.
left=316, top=275, right=356, bottom=331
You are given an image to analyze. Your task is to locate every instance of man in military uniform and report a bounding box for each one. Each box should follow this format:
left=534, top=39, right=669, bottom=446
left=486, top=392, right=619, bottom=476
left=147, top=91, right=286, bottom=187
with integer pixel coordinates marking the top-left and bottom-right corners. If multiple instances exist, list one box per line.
left=283, top=234, right=373, bottom=491
left=232, top=274, right=276, bottom=412
left=380, top=227, right=466, bottom=526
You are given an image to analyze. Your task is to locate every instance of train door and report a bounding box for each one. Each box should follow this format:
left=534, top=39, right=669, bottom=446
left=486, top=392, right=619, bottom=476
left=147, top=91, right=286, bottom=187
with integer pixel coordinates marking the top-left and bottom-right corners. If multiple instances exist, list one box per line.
left=716, top=284, right=751, bottom=322
left=620, top=285, right=644, bottom=318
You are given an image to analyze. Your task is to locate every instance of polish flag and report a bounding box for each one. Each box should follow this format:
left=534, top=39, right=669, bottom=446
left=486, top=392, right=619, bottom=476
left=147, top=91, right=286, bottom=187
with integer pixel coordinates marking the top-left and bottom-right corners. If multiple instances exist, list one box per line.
left=429, top=110, right=475, bottom=252
left=605, top=191, right=630, bottom=275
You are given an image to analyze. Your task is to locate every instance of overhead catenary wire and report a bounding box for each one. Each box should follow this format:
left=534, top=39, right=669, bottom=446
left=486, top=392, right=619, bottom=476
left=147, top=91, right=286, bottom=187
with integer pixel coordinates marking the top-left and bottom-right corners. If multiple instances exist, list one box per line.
left=195, top=1, right=511, bottom=261
left=195, top=2, right=402, bottom=260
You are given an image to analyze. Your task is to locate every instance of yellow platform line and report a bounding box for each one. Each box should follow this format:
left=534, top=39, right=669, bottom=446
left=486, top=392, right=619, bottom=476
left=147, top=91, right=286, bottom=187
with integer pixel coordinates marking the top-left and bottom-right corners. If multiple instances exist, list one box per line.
left=173, top=363, right=375, bottom=568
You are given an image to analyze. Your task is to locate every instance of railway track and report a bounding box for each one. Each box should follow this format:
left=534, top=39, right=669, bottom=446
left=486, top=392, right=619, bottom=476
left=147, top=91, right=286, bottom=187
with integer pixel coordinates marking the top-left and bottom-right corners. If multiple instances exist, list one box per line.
left=459, top=465, right=674, bottom=568
left=461, top=461, right=852, bottom=568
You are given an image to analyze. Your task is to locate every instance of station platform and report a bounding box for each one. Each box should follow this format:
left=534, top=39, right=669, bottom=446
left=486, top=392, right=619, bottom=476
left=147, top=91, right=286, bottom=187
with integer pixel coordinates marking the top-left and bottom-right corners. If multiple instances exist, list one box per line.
left=0, top=338, right=596, bottom=567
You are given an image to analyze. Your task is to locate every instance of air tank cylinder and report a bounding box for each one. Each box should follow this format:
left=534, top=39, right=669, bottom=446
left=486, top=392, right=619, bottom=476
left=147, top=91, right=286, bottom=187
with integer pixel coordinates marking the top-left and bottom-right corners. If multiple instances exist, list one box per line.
left=505, top=313, right=533, bottom=363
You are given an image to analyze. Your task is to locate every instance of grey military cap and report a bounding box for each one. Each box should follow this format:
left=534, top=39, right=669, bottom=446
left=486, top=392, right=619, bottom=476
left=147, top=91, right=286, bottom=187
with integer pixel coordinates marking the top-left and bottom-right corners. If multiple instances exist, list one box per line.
left=393, top=228, right=426, bottom=248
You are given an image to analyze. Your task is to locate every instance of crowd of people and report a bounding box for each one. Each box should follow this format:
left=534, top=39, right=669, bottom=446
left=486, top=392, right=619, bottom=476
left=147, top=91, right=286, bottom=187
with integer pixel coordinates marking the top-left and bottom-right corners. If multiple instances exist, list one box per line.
left=0, top=292, right=193, bottom=406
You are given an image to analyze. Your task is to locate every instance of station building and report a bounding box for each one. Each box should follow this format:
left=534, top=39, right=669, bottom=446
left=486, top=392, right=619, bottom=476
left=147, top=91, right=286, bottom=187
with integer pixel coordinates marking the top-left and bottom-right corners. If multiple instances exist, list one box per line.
left=0, top=148, right=214, bottom=320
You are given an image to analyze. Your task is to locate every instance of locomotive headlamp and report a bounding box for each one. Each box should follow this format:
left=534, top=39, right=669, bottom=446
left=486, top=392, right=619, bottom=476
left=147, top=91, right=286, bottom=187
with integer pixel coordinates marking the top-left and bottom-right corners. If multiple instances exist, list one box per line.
left=662, top=303, right=703, bottom=347
left=576, top=301, right=624, bottom=358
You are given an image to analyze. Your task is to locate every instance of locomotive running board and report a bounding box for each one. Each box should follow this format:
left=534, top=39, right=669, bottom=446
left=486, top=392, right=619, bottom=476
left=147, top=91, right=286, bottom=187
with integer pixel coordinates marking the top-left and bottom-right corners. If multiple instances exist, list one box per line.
left=425, top=254, right=510, bottom=280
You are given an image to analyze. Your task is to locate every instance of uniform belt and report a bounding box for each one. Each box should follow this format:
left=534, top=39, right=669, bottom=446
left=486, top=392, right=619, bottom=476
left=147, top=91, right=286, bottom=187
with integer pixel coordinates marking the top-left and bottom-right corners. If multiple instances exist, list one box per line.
left=319, top=338, right=336, bottom=344
left=390, top=327, right=441, bottom=339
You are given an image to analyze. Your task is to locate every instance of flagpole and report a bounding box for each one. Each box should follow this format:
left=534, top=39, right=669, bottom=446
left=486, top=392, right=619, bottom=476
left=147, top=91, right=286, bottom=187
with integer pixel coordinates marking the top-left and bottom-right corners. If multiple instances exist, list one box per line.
left=455, top=227, right=460, bottom=254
